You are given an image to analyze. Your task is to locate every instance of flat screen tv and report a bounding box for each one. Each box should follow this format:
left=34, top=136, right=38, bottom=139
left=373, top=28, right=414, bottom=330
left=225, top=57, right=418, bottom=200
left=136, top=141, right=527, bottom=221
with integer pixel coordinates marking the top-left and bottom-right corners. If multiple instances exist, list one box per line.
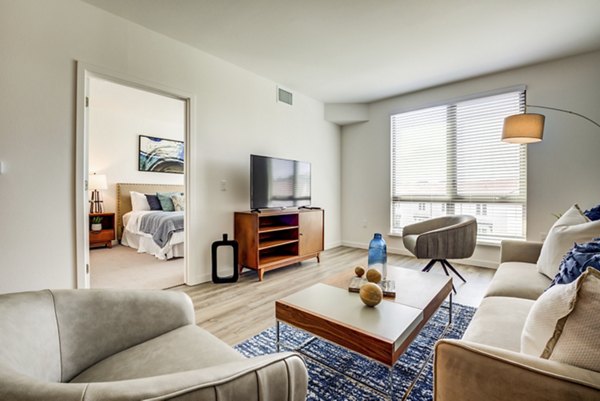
left=250, top=154, right=311, bottom=210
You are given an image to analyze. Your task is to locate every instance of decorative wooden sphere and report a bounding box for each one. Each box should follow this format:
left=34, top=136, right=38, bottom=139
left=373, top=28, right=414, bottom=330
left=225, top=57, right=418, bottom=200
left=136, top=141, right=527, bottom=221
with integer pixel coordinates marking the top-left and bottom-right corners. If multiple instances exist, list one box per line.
left=366, top=268, right=382, bottom=283
left=354, top=265, right=365, bottom=277
left=359, top=283, right=383, bottom=307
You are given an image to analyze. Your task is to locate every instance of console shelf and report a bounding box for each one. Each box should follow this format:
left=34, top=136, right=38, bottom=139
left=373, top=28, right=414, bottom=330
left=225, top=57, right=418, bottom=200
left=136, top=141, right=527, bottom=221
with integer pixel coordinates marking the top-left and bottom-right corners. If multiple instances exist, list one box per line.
left=259, top=225, right=299, bottom=233
left=258, top=239, right=299, bottom=250
left=234, top=209, right=324, bottom=281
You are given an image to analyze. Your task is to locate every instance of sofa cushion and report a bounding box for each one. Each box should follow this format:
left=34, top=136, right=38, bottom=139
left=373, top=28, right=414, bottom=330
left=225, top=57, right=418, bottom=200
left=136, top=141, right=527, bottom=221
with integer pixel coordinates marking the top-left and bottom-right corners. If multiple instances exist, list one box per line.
left=537, top=204, right=600, bottom=279
left=70, top=325, right=243, bottom=383
left=548, top=268, right=600, bottom=372
left=550, top=238, right=600, bottom=287
left=485, top=262, right=551, bottom=300
left=520, top=275, right=579, bottom=358
left=462, top=296, right=534, bottom=352
left=584, top=203, right=600, bottom=221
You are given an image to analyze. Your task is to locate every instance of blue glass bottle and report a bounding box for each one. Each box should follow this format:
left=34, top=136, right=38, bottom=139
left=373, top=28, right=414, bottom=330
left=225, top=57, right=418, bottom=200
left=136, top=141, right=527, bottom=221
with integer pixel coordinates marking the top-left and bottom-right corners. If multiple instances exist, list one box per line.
left=368, top=233, right=387, bottom=278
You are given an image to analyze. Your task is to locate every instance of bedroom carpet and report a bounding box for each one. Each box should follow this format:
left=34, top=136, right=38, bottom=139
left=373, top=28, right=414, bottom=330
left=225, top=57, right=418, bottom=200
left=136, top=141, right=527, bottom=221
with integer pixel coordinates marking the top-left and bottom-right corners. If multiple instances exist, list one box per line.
left=235, top=302, right=477, bottom=401
left=90, top=244, right=184, bottom=290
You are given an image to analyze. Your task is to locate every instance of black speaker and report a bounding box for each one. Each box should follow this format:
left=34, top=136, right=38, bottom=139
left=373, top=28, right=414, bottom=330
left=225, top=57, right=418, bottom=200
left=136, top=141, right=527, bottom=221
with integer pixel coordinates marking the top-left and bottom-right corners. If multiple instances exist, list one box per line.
left=211, top=234, right=239, bottom=283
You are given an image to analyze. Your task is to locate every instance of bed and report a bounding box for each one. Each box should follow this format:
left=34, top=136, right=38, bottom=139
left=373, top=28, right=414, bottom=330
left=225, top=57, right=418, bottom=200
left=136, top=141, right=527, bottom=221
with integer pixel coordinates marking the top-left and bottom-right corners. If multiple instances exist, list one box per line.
left=117, top=183, right=185, bottom=260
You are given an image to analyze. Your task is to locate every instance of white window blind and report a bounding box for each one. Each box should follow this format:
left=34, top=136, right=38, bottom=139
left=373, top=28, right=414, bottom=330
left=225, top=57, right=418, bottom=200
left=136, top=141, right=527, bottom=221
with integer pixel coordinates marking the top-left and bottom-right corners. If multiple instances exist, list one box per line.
left=391, top=90, right=527, bottom=242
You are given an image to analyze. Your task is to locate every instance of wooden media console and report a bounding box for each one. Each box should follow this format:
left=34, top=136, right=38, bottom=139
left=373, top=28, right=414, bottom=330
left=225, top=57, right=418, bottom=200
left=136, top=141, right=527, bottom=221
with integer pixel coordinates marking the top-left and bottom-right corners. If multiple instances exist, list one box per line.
left=234, top=209, right=324, bottom=280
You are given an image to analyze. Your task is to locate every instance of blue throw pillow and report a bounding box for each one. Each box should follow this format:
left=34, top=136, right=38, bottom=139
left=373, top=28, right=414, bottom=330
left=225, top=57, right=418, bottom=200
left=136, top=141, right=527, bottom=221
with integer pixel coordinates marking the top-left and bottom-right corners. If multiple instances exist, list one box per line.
left=145, top=194, right=162, bottom=210
left=157, top=192, right=183, bottom=212
left=584, top=204, right=600, bottom=221
left=549, top=238, right=600, bottom=287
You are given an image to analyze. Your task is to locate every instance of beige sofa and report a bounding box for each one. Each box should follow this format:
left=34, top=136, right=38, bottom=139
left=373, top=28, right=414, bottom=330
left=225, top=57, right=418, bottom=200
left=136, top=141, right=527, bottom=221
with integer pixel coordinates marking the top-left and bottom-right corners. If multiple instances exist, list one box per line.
left=0, top=289, right=308, bottom=401
left=434, top=240, right=600, bottom=401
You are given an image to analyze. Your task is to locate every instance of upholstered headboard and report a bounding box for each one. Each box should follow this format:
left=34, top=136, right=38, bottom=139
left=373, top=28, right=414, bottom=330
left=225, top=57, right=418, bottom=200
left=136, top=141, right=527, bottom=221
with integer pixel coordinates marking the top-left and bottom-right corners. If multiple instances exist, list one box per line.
left=116, top=183, right=185, bottom=240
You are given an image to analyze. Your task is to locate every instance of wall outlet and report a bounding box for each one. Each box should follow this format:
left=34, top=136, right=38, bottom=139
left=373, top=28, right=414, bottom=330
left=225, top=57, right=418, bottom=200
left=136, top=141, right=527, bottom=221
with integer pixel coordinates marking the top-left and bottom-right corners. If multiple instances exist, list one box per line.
left=220, top=180, right=227, bottom=191
left=362, top=219, right=368, bottom=228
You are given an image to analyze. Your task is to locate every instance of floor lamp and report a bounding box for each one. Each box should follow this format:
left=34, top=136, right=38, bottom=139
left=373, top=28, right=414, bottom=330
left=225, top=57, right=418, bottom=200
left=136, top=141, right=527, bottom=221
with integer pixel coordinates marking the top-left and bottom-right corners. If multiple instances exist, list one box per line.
left=89, top=173, right=107, bottom=213
left=502, top=105, right=600, bottom=144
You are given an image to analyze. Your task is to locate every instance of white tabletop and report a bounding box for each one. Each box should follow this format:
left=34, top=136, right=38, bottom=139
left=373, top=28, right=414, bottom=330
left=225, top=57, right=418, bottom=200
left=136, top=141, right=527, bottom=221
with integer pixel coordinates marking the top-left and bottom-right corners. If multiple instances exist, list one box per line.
left=279, top=283, right=423, bottom=350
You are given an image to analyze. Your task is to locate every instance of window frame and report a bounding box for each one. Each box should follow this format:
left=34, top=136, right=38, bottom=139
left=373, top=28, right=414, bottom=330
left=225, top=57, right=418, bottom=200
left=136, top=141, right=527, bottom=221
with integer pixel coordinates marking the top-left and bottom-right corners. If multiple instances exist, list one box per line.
left=389, top=86, right=527, bottom=243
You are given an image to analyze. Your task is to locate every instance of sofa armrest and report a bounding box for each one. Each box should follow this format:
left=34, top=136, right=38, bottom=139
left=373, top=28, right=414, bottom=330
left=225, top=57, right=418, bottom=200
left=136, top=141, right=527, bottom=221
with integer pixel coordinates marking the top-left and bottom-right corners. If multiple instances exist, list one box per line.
left=0, top=367, right=87, bottom=401
left=83, top=352, right=308, bottom=401
left=51, top=289, right=196, bottom=382
left=434, top=340, right=600, bottom=401
left=500, top=240, right=543, bottom=264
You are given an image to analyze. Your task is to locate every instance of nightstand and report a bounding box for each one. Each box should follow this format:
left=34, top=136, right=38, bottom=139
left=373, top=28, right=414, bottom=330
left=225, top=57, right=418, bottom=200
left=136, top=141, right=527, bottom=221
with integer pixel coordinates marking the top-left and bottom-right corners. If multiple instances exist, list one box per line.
left=89, top=212, right=115, bottom=248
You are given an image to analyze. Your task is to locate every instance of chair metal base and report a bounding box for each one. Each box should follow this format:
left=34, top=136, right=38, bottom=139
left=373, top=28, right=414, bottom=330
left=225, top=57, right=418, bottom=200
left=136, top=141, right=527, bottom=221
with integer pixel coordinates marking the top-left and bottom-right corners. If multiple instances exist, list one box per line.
left=421, top=259, right=467, bottom=293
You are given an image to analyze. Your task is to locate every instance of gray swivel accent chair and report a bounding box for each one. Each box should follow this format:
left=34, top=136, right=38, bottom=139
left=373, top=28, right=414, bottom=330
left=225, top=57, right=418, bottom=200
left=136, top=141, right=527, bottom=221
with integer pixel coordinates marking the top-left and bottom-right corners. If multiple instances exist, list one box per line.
left=0, top=289, right=308, bottom=401
left=402, top=215, right=477, bottom=292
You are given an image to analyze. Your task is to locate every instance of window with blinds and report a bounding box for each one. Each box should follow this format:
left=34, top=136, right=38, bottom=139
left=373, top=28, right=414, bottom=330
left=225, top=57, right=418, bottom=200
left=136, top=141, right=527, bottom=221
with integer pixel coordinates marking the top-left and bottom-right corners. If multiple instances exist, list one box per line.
left=391, top=90, right=527, bottom=242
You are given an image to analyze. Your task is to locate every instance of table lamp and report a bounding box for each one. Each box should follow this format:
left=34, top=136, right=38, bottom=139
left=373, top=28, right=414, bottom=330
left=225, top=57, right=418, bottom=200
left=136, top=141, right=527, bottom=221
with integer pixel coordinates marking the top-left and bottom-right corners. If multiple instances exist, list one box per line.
left=89, top=173, right=107, bottom=213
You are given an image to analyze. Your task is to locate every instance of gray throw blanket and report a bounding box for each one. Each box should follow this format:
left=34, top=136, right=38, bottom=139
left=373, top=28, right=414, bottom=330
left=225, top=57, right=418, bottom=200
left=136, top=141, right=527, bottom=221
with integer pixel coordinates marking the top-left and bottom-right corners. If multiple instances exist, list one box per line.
left=139, top=211, right=184, bottom=248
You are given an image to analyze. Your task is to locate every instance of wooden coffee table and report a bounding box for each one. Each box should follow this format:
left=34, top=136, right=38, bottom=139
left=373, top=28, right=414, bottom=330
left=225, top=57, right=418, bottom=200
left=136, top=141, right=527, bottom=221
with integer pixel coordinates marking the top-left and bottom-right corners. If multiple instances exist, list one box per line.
left=274, top=266, right=452, bottom=397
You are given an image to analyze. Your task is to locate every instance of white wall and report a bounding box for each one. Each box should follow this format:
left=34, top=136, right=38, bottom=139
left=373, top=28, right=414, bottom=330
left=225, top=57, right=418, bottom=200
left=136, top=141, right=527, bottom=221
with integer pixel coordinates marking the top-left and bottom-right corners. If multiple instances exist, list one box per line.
left=0, top=0, right=341, bottom=293
left=341, top=51, right=600, bottom=268
left=89, top=77, right=185, bottom=214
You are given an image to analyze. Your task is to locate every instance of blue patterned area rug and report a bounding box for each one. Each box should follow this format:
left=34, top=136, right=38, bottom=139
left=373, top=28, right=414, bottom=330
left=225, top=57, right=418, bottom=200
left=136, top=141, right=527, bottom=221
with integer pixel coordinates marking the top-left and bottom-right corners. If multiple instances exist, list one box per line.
left=235, top=301, right=476, bottom=401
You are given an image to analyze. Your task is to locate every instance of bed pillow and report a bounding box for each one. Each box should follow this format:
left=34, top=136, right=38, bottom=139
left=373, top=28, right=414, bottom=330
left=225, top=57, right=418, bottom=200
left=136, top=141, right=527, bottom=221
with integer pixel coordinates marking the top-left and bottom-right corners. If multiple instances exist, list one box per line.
left=549, top=238, right=600, bottom=287
left=171, top=193, right=185, bottom=211
left=130, top=191, right=151, bottom=211
left=145, top=194, right=162, bottom=210
left=584, top=204, right=600, bottom=221
left=157, top=192, right=183, bottom=212
left=537, top=205, right=600, bottom=279
left=521, top=267, right=600, bottom=373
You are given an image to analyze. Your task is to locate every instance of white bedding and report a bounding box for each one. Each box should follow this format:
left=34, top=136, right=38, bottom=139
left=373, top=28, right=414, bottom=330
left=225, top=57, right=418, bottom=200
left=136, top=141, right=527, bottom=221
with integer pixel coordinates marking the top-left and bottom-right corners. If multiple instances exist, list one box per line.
left=121, top=211, right=184, bottom=260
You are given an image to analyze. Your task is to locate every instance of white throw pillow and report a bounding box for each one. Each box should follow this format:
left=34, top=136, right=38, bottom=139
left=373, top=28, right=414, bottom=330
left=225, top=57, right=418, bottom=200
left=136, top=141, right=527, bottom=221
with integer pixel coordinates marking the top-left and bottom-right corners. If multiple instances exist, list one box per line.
left=537, top=205, right=600, bottom=279
left=130, top=191, right=150, bottom=211
left=521, top=267, right=600, bottom=372
left=520, top=276, right=578, bottom=357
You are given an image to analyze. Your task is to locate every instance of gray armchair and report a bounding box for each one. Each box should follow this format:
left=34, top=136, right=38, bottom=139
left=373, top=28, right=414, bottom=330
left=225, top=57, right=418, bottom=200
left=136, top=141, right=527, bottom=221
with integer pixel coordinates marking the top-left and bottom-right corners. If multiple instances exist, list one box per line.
left=0, top=289, right=308, bottom=401
left=402, top=215, right=477, bottom=292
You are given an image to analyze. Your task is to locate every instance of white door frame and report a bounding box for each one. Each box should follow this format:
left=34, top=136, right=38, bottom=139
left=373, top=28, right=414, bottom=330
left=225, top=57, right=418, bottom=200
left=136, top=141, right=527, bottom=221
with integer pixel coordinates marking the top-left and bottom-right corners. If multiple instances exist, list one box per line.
left=75, top=61, right=195, bottom=289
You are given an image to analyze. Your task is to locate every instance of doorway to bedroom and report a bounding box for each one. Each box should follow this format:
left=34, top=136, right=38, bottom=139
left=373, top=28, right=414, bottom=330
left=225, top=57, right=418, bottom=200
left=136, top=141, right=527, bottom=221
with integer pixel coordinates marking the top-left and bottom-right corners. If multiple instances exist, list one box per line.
left=87, top=77, right=186, bottom=290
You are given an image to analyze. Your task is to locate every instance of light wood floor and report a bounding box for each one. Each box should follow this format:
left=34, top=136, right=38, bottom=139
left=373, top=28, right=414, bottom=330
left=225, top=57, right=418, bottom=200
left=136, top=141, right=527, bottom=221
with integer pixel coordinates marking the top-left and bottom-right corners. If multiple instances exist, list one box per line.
left=174, top=246, right=495, bottom=345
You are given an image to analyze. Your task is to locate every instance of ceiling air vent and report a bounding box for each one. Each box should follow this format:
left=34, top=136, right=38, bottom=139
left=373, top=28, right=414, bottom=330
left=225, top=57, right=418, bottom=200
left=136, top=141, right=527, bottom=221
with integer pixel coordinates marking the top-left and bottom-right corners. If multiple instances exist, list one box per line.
left=277, top=87, right=293, bottom=105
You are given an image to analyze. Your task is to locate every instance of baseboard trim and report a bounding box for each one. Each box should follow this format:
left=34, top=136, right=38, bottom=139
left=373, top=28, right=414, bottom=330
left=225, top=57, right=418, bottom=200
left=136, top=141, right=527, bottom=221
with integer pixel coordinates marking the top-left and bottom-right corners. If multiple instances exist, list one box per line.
left=341, top=241, right=497, bottom=269
left=325, top=241, right=343, bottom=250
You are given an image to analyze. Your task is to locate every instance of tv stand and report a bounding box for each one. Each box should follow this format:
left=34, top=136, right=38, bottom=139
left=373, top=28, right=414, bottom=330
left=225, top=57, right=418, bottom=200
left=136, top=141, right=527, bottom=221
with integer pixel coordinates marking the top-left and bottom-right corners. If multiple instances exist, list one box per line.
left=234, top=209, right=324, bottom=281
left=251, top=207, right=288, bottom=213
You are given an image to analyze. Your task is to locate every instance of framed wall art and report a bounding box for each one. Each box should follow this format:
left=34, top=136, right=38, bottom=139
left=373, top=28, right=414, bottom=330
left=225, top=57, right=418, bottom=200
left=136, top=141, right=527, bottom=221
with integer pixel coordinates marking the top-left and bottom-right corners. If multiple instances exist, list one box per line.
left=138, top=135, right=184, bottom=174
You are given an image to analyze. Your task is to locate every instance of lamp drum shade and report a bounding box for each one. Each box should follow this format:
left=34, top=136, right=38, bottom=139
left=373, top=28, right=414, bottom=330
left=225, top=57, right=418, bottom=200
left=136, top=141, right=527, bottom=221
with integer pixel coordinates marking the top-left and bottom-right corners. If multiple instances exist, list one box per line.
left=502, top=113, right=545, bottom=144
left=88, top=174, right=107, bottom=190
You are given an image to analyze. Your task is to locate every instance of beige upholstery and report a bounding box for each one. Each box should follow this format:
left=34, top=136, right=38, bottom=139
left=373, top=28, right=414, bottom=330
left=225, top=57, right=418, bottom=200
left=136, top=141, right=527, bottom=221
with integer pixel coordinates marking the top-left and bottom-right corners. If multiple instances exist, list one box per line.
left=484, top=261, right=551, bottom=300
left=433, top=239, right=600, bottom=400
left=0, top=289, right=308, bottom=401
left=462, top=296, right=534, bottom=352
left=435, top=340, right=600, bottom=401
left=499, top=239, right=543, bottom=264
left=402, top=215, right=477, bottom=259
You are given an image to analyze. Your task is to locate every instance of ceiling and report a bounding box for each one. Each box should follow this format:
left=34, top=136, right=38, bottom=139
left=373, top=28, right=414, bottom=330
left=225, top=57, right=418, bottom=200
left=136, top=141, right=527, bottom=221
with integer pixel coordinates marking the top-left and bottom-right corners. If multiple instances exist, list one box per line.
left=82, top=0, right=600, bottom=104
